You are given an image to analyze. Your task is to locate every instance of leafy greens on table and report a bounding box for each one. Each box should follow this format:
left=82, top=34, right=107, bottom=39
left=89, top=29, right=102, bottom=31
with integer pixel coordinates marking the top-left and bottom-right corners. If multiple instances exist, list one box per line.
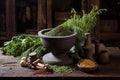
left=2, top=34, right=47, bottom=58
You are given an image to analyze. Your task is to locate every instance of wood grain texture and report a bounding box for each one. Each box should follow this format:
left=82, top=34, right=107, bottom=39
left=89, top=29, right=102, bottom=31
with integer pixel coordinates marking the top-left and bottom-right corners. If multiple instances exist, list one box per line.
left=0, top=47, right=120, bottom=78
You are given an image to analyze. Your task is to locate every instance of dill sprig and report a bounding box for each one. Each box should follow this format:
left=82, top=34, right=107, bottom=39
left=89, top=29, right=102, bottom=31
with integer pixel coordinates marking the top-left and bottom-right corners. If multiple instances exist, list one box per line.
left=60, top=5, right=107, bottom=42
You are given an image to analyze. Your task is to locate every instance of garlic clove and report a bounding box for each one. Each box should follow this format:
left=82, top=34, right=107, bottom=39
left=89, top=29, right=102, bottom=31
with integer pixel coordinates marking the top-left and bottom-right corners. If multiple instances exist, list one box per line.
left=20, top=60, right=28, bottom=67
left=21, top=57, right=27, bottom=62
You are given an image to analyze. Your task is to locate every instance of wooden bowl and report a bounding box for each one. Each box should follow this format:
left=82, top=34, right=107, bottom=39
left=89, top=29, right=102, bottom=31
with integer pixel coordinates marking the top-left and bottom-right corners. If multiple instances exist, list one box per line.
left=77, top=59, right=99, bottom=72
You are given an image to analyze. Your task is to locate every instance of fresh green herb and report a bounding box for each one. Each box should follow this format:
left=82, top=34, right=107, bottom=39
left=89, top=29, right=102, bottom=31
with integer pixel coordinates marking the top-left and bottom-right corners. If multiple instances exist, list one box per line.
left=59, top=5, right=107, bottom=42
left=2, top=34, right=47, bottom=58
left=49, top=65, right=76, bottom=74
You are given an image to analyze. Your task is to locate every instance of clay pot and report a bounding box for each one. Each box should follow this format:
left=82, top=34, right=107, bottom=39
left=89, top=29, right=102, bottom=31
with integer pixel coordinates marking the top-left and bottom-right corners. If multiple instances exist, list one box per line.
left=83, top=33, right=94, bottom=60
left=99, top=50, right=109, bottom=64
left=95, top=40, right=109, bottom=64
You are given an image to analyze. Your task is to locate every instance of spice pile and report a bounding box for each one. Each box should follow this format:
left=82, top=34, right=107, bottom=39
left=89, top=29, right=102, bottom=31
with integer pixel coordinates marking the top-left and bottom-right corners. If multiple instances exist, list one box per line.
left=78, top=59, right=97, bottom=68
left=44, top=26, right=73, bottom=36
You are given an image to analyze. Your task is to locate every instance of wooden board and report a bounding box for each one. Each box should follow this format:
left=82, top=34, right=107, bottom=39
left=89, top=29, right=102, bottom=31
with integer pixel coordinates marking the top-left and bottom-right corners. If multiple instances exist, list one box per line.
left=0, top=47, right=120, bottom=78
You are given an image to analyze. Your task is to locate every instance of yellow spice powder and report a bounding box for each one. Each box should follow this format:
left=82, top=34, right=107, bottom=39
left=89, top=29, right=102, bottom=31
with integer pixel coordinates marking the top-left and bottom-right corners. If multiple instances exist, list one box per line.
left=79, top=59, right=96, bottom=68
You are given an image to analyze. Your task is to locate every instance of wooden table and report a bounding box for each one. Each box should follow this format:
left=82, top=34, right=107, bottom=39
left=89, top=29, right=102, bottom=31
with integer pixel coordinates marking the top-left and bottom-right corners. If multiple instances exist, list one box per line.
left=0, top=47, right=120, bottom=80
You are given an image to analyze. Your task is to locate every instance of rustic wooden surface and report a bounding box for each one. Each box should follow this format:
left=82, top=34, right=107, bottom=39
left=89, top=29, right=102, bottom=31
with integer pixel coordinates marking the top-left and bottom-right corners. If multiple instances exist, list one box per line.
left=0, top=47, right=120, bottom=78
